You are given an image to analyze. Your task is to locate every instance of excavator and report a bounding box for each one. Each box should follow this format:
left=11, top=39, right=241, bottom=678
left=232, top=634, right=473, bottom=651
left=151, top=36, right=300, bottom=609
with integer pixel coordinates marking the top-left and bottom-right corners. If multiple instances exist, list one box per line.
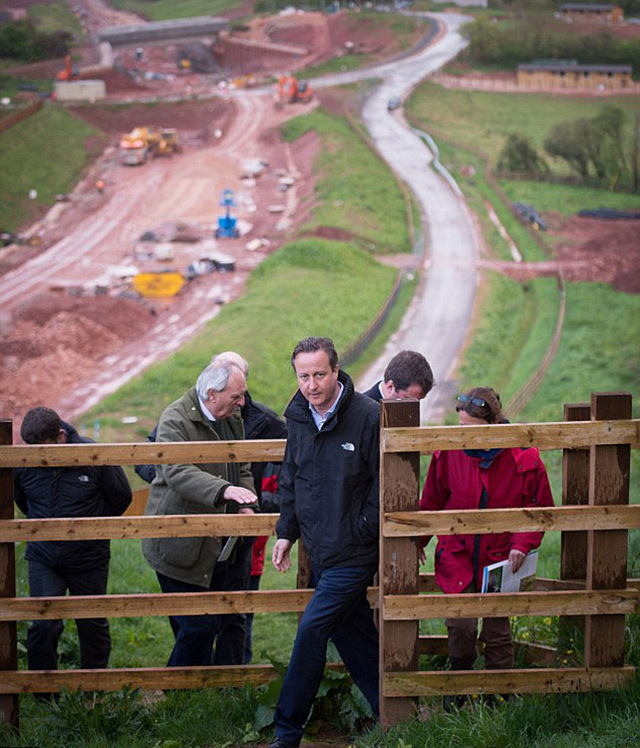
left=274, top=74, right=313, bottom=109
left=56, top=55, right=79, bottom=82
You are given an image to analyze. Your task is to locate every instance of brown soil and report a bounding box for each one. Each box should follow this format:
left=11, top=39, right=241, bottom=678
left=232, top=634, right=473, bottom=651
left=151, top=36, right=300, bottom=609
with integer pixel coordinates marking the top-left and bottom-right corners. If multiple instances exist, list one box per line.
left=492, top=213, right=640, bottom=294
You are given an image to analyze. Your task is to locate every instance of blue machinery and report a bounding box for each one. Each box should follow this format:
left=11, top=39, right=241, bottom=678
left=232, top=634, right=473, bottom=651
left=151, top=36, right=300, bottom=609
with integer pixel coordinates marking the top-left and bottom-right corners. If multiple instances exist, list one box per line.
left=215, top=189, right=240, bottom=238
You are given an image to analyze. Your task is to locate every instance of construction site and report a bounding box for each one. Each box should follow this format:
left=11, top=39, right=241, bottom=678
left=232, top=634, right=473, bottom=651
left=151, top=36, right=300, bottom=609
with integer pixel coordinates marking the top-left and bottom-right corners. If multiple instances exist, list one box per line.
left=1, top=1, right=639, bottom=431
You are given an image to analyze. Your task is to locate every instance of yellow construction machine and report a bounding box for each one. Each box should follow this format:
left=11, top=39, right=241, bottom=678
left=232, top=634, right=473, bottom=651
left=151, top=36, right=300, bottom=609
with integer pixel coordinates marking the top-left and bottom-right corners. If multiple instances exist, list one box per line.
left=119, top=127, right=182, bottom=165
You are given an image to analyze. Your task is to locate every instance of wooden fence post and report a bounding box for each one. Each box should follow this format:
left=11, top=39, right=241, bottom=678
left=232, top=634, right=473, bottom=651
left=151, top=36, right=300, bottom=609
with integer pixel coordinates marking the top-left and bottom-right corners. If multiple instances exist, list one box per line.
left=379, top=399, right=420, bottom=727
left=0, top=420, right=18, bottom=728
left=584, top=392, right=631, bottom=670
left=560, top=403, right=590, bottom=650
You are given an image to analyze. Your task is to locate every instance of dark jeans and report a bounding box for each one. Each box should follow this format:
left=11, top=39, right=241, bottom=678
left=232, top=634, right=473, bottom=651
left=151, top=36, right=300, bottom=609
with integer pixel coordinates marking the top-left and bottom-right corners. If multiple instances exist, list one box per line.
left=244, top=574, right=261, bottom=664
left=27, top=557, right=110, bottom=671
left=274, top=563, right=379, bottom=745
left=157, top=537, right=253, bottom=667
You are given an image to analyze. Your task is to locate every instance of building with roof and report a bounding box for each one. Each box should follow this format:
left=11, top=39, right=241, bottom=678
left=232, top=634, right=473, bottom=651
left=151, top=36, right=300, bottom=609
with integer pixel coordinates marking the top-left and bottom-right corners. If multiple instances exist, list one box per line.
left=558, top=4, right=624, bottom=24
left=517, top=59, right=633, bottom=90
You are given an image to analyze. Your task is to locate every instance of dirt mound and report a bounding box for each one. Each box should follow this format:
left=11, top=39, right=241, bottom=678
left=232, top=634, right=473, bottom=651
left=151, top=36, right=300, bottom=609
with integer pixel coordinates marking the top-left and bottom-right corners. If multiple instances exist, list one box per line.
left=496, top=213, right=640, bottom=294
left=551, top=214, right=640, bottom=293
left=0, top=294, right=156, bottom=422
left=69, top=98, right=233, bottom=136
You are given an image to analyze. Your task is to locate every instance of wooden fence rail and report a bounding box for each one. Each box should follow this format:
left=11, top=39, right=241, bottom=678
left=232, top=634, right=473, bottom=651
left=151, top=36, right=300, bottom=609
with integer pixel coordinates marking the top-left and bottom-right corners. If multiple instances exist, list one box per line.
left=0, top=392, right=638, bottom=730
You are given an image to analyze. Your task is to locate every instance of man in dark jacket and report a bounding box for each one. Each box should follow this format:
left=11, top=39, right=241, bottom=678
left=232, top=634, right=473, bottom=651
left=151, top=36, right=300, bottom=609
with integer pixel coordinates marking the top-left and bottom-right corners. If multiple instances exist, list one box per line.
left=362, top=349, right=434, bottom=402
left=270, top=337, right=380, bottom=748
left=14, top=407, right=132, bottom=672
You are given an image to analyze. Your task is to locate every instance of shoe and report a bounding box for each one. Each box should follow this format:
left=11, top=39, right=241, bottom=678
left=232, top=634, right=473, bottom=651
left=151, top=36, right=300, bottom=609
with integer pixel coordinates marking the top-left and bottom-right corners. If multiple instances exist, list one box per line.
left=269, top=739, right=301, bottom=748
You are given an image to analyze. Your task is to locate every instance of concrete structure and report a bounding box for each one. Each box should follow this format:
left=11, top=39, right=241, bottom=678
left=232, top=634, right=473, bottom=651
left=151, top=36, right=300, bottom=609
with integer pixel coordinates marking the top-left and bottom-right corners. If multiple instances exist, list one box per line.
left=97, top=17, right=228, bottom=46
left=433, top=0, right=487, bottom=7
left=558, top=4, right=624, bottom=24
left=54, top=79, right=106, bottom=102
left=517, top=60, right=633, bottom=90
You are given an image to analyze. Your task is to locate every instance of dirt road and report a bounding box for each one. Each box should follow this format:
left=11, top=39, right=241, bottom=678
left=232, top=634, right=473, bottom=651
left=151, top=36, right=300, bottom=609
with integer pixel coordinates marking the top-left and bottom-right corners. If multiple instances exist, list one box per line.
left=0, top=89, right=311, bottom=430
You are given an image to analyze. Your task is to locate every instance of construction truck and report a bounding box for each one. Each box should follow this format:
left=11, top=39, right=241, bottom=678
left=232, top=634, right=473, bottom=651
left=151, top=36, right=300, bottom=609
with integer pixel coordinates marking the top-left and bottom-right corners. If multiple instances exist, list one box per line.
left=119, top=127, right=181, bottom=165
left=274, top=75, right=313, bottom=109
left=119, top=127, right=154, bottom=165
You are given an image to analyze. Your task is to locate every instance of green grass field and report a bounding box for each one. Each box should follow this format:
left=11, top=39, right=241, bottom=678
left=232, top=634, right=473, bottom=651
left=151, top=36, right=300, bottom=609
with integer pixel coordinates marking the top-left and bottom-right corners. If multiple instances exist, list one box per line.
left=0, top=105, right=107, bottom=232
left=407, top=81, right=640, bottom=177
left=109, top=0, right=240, bottom=21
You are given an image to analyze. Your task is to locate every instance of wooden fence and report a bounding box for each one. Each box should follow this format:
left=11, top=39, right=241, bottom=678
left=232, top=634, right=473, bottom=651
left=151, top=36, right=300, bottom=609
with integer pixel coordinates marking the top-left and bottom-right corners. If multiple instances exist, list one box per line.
left=0, top=391, right=639, bottom=730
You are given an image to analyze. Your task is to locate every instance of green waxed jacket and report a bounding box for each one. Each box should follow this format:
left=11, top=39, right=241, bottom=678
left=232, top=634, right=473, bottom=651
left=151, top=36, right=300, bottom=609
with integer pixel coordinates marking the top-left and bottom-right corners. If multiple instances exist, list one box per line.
left=141, top=387, right=257, bottom=587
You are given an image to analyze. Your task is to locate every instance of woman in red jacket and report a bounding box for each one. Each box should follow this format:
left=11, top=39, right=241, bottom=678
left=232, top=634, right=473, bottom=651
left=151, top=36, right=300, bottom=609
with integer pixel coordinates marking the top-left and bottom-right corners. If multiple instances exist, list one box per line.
left=419, top=387, right=554, bottom=672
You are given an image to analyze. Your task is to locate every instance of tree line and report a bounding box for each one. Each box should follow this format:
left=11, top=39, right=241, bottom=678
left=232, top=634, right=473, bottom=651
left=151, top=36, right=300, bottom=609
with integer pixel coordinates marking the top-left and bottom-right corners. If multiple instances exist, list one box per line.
left=462, top=14, right=640, bottom=79
left=0, top=20, right=72, bottom=62
left=498, top=106, right=640, bottom=191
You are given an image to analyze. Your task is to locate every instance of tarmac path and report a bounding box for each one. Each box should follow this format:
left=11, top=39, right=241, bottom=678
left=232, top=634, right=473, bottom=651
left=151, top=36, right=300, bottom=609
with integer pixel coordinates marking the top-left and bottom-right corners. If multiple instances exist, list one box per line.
left=313, top=13, right=478, bottom=422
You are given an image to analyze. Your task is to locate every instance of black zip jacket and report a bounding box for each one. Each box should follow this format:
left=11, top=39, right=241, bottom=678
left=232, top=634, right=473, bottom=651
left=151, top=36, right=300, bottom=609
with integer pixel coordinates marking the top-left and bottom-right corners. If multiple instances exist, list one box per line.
left=276, top=370, right=380, bottom=570
left=14, top=422, right=132, bottom=570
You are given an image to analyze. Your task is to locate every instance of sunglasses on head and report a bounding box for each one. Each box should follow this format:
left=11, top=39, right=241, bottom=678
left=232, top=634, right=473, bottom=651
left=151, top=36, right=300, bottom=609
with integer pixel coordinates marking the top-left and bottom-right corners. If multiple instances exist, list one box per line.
left=457, top=394, right=486, bottom=408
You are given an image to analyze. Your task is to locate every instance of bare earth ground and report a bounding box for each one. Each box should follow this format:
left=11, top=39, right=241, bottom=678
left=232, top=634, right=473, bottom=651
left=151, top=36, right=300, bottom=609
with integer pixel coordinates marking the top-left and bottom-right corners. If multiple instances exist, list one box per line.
left=2, top=6, right=639, bottom=438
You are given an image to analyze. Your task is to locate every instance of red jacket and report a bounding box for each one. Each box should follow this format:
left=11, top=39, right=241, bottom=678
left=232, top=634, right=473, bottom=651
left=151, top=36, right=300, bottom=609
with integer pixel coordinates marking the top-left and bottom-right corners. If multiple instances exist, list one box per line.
left=420, top=447, right=553, bottom=594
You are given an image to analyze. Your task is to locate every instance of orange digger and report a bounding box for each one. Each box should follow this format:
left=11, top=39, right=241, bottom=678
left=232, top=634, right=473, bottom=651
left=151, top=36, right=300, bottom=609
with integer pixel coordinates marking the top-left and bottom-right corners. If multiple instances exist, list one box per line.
left=274, top=74, right=313, bottom=109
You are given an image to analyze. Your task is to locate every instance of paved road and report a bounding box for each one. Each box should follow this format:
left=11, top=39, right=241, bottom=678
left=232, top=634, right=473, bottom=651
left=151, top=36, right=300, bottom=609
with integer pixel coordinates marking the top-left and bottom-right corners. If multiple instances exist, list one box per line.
left=315, top=13, right=478, bottom=423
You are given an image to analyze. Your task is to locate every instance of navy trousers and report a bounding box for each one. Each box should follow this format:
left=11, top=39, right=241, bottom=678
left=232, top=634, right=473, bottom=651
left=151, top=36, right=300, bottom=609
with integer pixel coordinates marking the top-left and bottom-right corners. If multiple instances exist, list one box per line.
left=157, top=537, right=253, bottom=667
left=274, top=563, right=379, bottom=745
left=27, top=557, right=111, bottom=671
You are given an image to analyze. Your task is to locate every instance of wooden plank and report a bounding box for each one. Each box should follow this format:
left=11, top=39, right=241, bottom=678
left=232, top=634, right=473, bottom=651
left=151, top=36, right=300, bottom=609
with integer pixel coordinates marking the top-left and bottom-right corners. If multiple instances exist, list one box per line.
left=0, top=439, right=286, bottom=469
left=515, top=641, right=558, bottom=666
left=379, top=400, right=420, bottom=727
left=0, top=587, right=381, bottom=621
left=561, top=404, right=590, bottom=581
left=0, top=665, right=282, bottom=694
left=384, top=505, right=640, bottom=537
left=420, top=574, right=585, bottom=594
left=0, top=662, right=346, bottom=694
left=382, top=419, right=640, bottom=454
left=383, top=590, right=638, bottom=620
left=417, top=635, right=449, bottom=656
left=0, top=589, right=314, bottom=621
left=382, top=667, right=636, bottom=697
left=0, top=420, right=18, bottom=728
left=585, top=393, right=631, bottom=670
left=560, top=403, right=591, bottom=651
left=0, top=513, right=280, bottom=542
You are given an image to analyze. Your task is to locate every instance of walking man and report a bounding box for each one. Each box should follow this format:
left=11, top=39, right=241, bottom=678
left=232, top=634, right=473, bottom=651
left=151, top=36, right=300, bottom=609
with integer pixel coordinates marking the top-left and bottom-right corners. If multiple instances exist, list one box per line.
left=270, top=336, right=380, bottom=748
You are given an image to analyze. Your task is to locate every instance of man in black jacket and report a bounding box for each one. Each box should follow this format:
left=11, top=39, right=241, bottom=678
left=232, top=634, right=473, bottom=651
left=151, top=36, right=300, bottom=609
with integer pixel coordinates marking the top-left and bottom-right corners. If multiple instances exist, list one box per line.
left=270, top=337, right=380, bottom=748
left=362, top=349, right=434, bottom=402
left=14, top=407, right=132, bottom=672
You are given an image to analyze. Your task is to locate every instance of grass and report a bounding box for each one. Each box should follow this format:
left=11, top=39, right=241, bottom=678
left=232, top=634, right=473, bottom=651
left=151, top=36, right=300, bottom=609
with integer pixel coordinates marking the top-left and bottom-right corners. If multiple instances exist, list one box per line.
left=108, top=0, right=240, bottom=21
left=85, top=238, right=399, bottom=454
left=28, top=2, right=85, bottom=40
left=407, top=80, right=640, bottom=176
left=0, top=104, right=107, bottom=232
left=282, top=109, right=411, bottom=254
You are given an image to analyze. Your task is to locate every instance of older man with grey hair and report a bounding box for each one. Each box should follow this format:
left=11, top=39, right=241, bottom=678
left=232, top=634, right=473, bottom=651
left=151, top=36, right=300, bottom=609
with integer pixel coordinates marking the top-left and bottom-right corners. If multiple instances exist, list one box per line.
left=142, top=358, right=257, bottom=667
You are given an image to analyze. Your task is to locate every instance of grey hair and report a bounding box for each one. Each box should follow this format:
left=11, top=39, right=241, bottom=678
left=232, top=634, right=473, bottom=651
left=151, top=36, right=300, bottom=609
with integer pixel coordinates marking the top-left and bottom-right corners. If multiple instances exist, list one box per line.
left=213, top=351, right=249, bottom=378
left=196, top=361, right=236, bottom=400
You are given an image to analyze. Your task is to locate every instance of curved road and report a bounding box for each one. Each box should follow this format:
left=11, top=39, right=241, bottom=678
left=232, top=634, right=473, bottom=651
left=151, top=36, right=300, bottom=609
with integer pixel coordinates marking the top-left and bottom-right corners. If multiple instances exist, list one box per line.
left=315, top=12, right=478, bottom=423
